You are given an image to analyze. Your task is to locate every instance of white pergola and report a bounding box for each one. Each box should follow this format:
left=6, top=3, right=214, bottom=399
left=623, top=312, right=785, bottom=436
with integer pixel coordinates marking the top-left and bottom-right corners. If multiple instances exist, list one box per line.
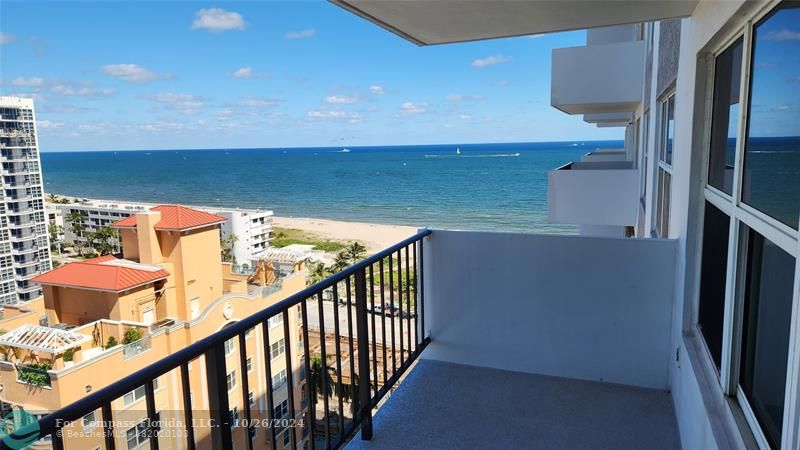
left=0, top=325, right=90, bottom=354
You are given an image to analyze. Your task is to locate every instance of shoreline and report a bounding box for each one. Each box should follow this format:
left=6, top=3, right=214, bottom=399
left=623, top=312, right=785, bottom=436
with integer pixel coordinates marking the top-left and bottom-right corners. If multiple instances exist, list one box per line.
left=272, top=216, right=418, bottom=253
left=47, top=193, right=418, bottom=254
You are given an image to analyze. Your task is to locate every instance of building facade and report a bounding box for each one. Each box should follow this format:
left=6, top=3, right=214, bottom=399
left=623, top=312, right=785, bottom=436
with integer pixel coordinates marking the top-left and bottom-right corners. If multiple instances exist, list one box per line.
left=0, top=96, right=52, bottom=304
left=49, top=198, right=273, bottom=263
left=0, top=204, right=308, bottom=450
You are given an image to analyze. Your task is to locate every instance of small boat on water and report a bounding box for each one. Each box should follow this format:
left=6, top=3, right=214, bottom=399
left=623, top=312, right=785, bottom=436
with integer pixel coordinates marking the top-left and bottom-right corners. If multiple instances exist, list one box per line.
left=456, top=147, right=461, bottom=155
left=340, top=148, right=351, bottom=153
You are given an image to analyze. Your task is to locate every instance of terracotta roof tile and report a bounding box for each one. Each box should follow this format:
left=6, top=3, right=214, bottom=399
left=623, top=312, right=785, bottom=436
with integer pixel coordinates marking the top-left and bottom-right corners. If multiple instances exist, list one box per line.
left=32, top=257, right=170, bottom=292
left=111, top=205, right=226, bottom=231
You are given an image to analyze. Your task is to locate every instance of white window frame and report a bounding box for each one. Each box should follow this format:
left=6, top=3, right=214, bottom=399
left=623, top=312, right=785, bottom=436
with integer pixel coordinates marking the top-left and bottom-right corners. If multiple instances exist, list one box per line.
left=654, top=91, right=676, bottom=238
left=692, top=2, right=800, bottom=448
left=226, top=370, right=237, bottom=392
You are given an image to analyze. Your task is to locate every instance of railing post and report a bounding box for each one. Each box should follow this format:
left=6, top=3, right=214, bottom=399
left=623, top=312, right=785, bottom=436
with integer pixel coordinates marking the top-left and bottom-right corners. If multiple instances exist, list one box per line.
left=354, top=268, right=373, bottom=440
left=205, top=341, right=233, bottom=450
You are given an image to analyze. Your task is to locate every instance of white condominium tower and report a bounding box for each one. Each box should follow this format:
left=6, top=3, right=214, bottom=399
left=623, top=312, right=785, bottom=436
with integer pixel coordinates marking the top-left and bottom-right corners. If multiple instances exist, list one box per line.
left=0, top=96, right=51, bottom=303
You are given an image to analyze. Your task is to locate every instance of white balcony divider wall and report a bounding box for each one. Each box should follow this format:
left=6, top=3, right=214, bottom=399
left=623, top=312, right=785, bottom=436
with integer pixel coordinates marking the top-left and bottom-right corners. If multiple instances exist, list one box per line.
left=420, top=230, right=677, bottom=390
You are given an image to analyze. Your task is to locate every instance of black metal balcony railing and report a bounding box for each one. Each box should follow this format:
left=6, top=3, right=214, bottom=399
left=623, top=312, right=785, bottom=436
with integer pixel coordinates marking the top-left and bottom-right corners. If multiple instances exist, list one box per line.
left=5, top=229, right=430, bottom=450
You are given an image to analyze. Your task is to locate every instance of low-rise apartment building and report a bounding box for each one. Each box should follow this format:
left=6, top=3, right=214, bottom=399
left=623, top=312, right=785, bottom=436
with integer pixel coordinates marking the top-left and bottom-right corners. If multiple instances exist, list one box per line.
left=0, top=204, right=307, bottom=450
left=48, top=198, right=273, bottom=263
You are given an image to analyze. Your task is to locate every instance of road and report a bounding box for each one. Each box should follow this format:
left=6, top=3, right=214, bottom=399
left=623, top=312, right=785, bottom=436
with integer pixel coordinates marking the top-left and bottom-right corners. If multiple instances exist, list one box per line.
left=304, top=299, right=418, bottom=347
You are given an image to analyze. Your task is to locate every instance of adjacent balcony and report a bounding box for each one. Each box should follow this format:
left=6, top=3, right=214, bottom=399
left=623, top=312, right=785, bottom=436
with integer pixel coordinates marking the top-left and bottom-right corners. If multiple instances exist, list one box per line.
left=551, top=40, right=645, bottom=115
left=548, top=161, right=639, bottom=227
left=13, top=229, right=682, bottom=450
left=580, top=148, right=629, bottom=162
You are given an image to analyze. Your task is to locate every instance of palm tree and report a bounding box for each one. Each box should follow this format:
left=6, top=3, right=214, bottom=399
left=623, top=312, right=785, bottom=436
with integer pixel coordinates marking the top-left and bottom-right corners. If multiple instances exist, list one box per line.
left=46, top=193, right=59, bottom=203
left=65, top=211, right=86, bottom=256
left=309, top=356, right=335, bottom=401
left=331, top=251, right=350, bottom=273
left=91, top=227, right=116, bottom=255
left=345, top=242, right=367, bottom=264
left=220, top=233, right=238, bottom=263
left=48, top=222, right=63, bottom=257
left=308, top=262, right=330, bottom=285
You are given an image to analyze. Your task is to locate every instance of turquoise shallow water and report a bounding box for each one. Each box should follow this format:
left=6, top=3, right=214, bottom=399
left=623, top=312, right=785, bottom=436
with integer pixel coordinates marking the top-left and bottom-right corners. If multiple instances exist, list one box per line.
left=41, top=140, right=623, bottom=233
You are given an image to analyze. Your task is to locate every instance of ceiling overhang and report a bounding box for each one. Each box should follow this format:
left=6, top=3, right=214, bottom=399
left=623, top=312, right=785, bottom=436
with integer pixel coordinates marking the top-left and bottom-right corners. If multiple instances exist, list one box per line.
left=329, top=0, right=698, bottom=46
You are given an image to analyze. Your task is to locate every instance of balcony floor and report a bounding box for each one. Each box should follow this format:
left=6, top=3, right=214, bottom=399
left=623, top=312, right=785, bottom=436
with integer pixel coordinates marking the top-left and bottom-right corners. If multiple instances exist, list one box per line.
left=346, top=359, right=680, bottom=449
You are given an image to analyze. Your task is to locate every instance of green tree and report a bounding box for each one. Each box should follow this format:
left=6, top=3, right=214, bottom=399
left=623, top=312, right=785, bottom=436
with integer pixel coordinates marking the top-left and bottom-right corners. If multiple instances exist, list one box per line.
left=48, top=222, right=63, bottom=256
left=87, top=226, right=117, bottom=256
left=331, top=251, right=350, bottom=273
left=308, top=262, right=330, bottom=285
left=309, top=356, right=334, bottom=401
left=46, top=193, right=59, bottom=203
left=345, top=242, right=367, bottom=264
left=220, top=233, right=238, bottom=263
left=65, top=211, right=86, bottom=256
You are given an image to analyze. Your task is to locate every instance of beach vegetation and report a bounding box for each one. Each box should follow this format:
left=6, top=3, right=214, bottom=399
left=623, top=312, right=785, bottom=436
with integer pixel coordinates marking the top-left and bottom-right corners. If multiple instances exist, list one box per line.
left=220, top=233, right=238, bottom=263
left=272, top=227, right=346, bottom=253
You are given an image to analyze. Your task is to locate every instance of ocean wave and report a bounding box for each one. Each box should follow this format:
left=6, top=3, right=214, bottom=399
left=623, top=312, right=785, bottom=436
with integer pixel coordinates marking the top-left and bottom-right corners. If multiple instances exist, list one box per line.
left=424, top=153, right=521, bottom=158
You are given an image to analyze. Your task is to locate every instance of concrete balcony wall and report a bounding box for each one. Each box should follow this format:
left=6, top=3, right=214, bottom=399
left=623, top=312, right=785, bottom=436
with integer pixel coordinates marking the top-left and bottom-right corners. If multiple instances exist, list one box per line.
left=580, top=149, right=628, bottom=162
left=548, top=161, right=639, bottom=226
left=584, top=112, right=634, bottom=125
left=551, top=40, right=645, bottom=114
left=421, top=230, right=676, bottom=389
left=586, top=24, right=638, bottom=45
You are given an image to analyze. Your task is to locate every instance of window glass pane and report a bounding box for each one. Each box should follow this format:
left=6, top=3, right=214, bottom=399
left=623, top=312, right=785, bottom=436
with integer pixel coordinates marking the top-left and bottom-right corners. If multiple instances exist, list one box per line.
left=697, top=202, right=730, bottom=369
left=665, top=97, right=675, bottom=165
left=739, top=228, right=795, bottom=448
left=742, top=4, right=800, bottom=229
left=656, top=169, right=671, bottom=237
left=708, top=38, right=743, bottom=194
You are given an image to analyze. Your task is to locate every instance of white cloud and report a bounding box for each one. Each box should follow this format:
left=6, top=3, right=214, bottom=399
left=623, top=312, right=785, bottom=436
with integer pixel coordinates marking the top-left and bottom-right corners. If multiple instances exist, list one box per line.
left=232, top=67, right=253, bottom=78
left=325, top=95, right=360, bottom=104
left=237, top=96, right=281, bottom=108
left=369, top=85, right=384, bottom=95
left=766, top=29, right=800, bottom=41
left=398, top=102, right=427, bottom=115
left=285, top=29, right=316, bottom=40
left=11, top=77, right=45, bottom=87
left=446, top=94, right=484, bottom=102
left=51, top=81, right=113, bottom=97
left=102, top=64, right=167, bottom=84
left=0, top=32, right=15, bottom=45
left=307, top=109, right=361, bottom=120
left=145, top=92, right=205, bottom=113
left=192, top=8, right=245, bottom=32
left=36, top=119, right=64, bottom=129
left=472, top=55, right=511, bottom=68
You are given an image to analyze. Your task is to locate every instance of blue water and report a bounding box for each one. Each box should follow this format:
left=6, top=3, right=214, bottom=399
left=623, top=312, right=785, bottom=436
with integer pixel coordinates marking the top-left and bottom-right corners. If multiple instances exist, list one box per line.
left=41, top=141, right=623, bottom=233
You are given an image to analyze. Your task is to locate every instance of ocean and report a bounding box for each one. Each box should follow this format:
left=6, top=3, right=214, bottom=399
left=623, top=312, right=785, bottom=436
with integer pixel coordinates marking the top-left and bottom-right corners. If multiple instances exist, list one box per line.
left=41, top=141, right=624, bottom=233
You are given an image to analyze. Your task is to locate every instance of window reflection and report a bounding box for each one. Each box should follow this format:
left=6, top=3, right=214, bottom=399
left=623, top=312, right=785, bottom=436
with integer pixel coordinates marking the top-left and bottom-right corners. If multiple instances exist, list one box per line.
left=708, top=38, right=742, bottom=194
left=742, top=4, right=800, bottom=228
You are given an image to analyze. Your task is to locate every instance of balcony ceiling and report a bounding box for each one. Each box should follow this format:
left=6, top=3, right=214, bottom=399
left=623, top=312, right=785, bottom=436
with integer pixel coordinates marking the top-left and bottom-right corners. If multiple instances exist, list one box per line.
left=329, top=0, right=697, bottom=45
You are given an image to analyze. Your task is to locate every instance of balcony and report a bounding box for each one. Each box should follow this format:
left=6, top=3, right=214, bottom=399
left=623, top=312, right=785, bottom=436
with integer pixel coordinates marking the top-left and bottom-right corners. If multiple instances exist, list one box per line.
left=551, top=40, right=645, bottom=115
left=548, top=161, right=639, bottom=227
left=10, top=229, right=686, bottom=450
left=580, top=148, right=629, bottom=162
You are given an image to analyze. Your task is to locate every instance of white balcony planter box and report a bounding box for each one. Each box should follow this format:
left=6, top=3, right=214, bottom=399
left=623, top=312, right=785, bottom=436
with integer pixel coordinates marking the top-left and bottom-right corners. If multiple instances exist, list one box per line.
left=551, top=40, right=645, bottom=114
left=548, top=161, right=639, bottom=226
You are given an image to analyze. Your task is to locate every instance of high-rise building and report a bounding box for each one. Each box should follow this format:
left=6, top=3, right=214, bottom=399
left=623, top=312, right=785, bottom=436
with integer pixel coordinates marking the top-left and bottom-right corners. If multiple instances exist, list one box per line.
left=0, top=96, right=51, bottom=304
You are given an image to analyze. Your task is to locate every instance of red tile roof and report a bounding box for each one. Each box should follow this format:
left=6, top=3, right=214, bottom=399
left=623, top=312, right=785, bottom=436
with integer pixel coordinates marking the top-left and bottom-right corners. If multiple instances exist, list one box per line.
left=111, top=205, right=226, bottom=231
left=32, top=256, right=170, bottom=292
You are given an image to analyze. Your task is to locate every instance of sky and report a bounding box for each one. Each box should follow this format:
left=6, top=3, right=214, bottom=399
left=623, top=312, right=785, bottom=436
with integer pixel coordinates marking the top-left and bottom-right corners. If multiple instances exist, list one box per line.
left=0, top=0, right=625, bottom=152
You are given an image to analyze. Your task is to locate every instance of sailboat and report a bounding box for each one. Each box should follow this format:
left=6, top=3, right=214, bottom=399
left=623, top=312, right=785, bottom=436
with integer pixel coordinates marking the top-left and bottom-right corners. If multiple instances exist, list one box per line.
left=456, top=147, right=461, bottom=155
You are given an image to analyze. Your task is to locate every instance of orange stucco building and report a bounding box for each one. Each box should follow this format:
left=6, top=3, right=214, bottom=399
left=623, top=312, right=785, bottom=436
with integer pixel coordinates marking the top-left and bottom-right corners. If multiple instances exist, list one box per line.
left=0, top=205, right=309, bottom=450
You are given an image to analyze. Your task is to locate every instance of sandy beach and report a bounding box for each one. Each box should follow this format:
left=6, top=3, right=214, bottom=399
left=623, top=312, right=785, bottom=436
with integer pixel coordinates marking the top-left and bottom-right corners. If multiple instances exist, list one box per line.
left=272, top=216, right=419, bottom=253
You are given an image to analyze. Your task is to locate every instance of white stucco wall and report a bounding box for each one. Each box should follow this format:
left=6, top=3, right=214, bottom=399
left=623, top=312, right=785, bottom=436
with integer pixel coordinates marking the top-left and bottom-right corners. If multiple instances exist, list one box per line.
left=421, top=229, right=677, bottom=390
